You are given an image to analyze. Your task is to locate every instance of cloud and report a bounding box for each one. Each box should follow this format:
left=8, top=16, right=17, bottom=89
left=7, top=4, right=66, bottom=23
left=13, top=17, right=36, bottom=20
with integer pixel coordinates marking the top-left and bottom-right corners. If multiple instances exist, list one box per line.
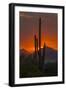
left=20, top=13, right=33, bottom=18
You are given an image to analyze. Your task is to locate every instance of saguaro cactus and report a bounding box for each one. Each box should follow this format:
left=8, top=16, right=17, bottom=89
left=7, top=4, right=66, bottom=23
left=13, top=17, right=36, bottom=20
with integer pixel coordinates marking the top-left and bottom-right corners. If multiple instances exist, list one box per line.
left=34, top=35, right=38, bottom=60
left=43, top=43, right=46, bottom=62
left=38, top=18, right=42, bottom=69
left=34, top=17, right=45, bottom=71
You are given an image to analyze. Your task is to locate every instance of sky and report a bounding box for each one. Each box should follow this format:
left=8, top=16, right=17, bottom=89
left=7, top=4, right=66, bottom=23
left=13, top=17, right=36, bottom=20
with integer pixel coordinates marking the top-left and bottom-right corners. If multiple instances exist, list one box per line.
left=20, top=12, right=58, bottom=53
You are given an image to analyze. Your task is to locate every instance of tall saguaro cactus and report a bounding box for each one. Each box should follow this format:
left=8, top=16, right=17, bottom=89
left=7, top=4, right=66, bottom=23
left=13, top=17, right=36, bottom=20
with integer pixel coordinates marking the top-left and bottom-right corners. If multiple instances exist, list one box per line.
left=38, top=18, right=42, bottom=69
left=34, top=35, right=38, bottom=60
left=33, top=17, right=45, bottom=71
left=39, top=18, right=41, bottom=53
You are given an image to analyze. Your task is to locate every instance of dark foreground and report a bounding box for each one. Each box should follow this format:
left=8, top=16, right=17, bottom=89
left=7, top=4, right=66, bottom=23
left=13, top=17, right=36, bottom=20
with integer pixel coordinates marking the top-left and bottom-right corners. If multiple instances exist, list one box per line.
left=20, top=47, right=58, bottom=78
left=20, top=55, right=58, bottom=78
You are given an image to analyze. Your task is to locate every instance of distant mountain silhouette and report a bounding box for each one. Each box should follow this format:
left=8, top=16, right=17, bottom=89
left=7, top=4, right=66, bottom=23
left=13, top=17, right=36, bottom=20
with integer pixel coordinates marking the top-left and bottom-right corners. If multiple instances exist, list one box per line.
left=20, top=46, right=57, bottom=62
left=20, top=49, right=31, bottom=57
left=45, top=47, right=57, bottom=60
left=41, top=46, right=57, bottom=62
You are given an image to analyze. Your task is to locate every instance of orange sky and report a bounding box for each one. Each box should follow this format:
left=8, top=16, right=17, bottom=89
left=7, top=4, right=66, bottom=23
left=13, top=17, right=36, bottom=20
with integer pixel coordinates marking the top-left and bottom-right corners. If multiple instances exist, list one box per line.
left=20, top=12, right=58, bottom=52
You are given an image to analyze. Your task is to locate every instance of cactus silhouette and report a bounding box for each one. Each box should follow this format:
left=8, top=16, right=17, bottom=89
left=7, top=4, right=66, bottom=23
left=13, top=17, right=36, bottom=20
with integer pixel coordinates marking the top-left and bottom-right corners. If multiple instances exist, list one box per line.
left=34, top=35, right=38, bottom=61
left=33, top=17, right=45, bottom=71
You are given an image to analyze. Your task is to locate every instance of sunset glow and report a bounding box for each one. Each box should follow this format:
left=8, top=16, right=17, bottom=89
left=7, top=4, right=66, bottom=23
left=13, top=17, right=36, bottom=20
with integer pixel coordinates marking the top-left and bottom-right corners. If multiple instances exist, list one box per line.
left=20, top=12, right=58, bottom=53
